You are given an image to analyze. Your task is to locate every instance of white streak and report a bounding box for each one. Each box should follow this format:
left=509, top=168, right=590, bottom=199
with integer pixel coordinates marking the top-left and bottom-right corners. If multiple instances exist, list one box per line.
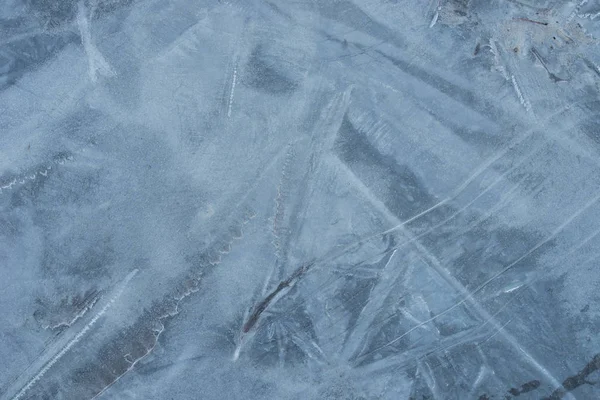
left=77, top=1, right=115, bottom=83
left=11, top=269, right=138, bottom=400
left=227, top=66, right=237, bottom=117
left=489, top=40, right=508, bottom=80
left=511, top=75, right=531, bottom=112
left=429, top=11, right=439, bottom=28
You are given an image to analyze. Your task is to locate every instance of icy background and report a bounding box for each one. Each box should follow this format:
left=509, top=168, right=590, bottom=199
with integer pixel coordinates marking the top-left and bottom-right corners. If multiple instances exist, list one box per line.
left=1, top=0, right=600, bottom=399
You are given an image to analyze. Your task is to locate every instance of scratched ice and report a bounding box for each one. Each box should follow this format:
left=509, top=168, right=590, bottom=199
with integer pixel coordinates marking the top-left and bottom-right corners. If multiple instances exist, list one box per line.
left=1, top=1, right=600, bottom=399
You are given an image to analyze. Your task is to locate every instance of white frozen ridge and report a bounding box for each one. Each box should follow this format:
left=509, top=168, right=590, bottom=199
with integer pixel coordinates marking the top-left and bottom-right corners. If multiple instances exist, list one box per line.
left=8, top=270, right=138, bottom=400
left=77, top=1, right=115, bottom=83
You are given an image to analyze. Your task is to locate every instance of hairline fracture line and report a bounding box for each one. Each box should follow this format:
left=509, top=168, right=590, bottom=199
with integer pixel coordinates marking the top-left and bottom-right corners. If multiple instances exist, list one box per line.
left=263, top=107, right=557, bottom=316
left=329, top=150, right=574, bottom=396
left=241, top=101, right=578, bottom=339
left=308, top=147, right=531, bottom=342
left=9, top=269, right=139, bottom=400
left=356, top=191, right=600, bottom=398
left=462, top=222, right=600, bottom=355
left=300, top=100, right=578, bottom=276
left=251, top=111, right=580, bottom=393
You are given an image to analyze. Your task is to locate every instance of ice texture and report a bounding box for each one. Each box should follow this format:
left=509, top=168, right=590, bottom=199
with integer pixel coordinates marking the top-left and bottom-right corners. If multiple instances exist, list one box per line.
left=1, top=0, right=600, bottom=399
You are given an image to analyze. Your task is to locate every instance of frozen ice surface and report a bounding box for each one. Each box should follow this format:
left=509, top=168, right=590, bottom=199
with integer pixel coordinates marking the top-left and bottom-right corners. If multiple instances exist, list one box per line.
left=1, top=0, right=600, bottom=399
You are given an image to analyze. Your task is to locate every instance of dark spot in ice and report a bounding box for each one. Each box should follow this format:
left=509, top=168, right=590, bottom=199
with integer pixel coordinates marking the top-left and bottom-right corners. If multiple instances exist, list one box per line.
left=581, top=304, right=590, bottom=312
left=542, top=353, right=600, bottom=399
left=508, top=379, right=541, bottom=396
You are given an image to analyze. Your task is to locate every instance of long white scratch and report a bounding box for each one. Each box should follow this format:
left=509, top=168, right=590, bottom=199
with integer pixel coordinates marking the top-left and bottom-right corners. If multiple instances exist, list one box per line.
left=227, top=65, right=237, bottom=118
left=373, top=141, right=538, bottom=242
left=489, top=40, right=508, bottom=80
left=260, top=99, right=579, bottom=336
left=479, top=317, right=513, bottom=346
left=271, top=143, right=296, bottom=262
left=511, top=75, right=531, bottom=113
left=361, top=190, right=600, bottom=359
left=11, top=269, right=138, bottom=400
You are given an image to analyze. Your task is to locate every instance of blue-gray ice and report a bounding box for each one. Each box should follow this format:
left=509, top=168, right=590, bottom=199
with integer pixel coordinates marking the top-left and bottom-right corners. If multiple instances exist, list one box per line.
left=1, top=0, right=600, bottom=399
